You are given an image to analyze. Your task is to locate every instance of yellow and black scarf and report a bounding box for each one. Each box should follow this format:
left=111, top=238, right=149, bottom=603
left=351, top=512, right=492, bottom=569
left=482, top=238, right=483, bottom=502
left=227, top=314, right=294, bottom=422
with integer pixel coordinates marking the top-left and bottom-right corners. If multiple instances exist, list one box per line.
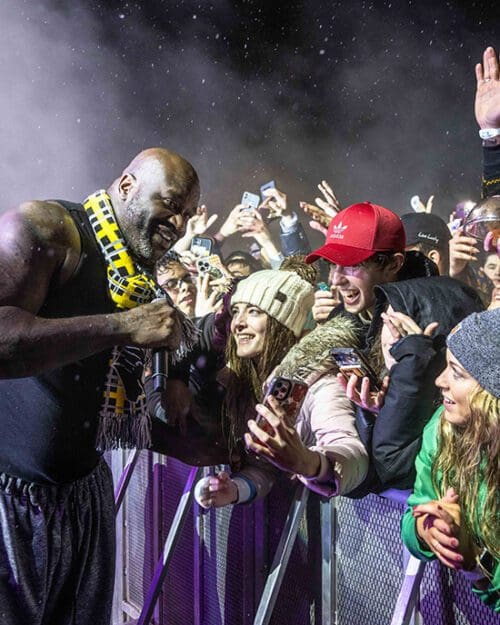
left=83, top=190, right=198, bottom=450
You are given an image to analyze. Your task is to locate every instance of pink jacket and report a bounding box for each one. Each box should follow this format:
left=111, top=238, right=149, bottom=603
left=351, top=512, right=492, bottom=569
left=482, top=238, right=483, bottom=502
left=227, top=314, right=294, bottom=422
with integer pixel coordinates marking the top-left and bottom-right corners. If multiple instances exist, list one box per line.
left=236, top=373, right=368, bottom=500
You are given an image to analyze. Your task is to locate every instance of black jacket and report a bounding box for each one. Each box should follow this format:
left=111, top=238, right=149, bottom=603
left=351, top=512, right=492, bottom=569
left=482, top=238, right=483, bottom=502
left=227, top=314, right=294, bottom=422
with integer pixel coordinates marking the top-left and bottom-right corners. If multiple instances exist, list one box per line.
left=352, top=276, right=484, bottom=495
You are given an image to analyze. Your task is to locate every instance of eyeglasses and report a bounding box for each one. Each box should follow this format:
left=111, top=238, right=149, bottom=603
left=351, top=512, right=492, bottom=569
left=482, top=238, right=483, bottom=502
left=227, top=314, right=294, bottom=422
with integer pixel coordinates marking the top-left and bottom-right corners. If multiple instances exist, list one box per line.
left=162, top=275, right=194, bottom=291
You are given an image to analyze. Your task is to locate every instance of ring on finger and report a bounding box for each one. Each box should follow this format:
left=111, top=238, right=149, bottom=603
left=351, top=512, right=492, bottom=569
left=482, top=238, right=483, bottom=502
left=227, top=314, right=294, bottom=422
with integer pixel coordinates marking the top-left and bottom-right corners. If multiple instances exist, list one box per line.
left=482, top=77, right=491, bottom=83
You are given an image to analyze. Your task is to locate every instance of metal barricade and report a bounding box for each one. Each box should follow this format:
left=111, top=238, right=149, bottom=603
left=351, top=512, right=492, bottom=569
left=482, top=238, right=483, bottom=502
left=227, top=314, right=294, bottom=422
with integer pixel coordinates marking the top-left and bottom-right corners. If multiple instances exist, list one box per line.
left=112, top=453, right=497, bottom=625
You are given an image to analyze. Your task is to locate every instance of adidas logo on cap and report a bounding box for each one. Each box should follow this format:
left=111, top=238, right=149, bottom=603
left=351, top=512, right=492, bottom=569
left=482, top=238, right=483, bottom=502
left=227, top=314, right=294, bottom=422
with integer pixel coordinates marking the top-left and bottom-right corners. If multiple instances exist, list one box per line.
left=330, top=221, right=347, bottom=240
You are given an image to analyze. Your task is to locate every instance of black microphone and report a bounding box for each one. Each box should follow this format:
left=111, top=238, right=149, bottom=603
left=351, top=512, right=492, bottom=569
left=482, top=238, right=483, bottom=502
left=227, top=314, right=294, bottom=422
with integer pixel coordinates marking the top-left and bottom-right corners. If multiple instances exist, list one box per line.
left=151, top=296, right=169, bottom=393
left=151, top=348, right=168, bottom=393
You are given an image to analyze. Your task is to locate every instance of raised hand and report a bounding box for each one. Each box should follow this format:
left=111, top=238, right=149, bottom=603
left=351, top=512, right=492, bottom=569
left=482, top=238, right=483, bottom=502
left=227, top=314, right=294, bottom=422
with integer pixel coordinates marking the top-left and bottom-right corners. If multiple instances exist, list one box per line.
left=381, top=310, right=439, bottom=341
left=217, top=204, right=247, bottom=239
left=195, top=273, right=223, bottom=317
left=311, top=286, right=340, bottom=322
left=299, top=202, right=330, bottom=236
left=186, top=204, right=218, bottom=237
left=317, top=179, right=342, bottom=214
left=449, top=228, right=480, bottom=277
left=260, top=187, right=288, bottom=219
left=337, top=372, right=390, bottom=414
left=475, top=46, right=500, bottom=129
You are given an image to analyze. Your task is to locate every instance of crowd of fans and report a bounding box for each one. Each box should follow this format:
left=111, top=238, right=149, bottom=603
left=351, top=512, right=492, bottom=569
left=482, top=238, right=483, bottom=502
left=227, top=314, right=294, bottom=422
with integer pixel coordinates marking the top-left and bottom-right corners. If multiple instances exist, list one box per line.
left=0, top=44, right=498, bottom=625
left=147, top=46, right=500, bottom=612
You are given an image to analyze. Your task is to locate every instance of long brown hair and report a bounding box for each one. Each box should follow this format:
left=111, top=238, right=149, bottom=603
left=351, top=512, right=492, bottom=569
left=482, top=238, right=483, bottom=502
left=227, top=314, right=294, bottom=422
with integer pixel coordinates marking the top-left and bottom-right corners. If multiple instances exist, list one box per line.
left=223, top=315, right=297, bottom=449
left=432, top=387, right=500, bottom=558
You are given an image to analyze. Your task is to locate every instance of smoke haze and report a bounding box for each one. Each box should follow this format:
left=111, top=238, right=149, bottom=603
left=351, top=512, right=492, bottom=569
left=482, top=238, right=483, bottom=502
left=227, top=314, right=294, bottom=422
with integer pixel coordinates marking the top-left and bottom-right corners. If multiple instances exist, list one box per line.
left=0, top=0, right=497, bottom=249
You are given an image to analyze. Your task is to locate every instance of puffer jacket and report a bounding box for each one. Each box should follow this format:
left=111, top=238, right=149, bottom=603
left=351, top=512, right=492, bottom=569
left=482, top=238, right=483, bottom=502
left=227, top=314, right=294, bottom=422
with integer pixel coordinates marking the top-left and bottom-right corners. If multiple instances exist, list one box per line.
left=355, top=276, right=484, bottom=494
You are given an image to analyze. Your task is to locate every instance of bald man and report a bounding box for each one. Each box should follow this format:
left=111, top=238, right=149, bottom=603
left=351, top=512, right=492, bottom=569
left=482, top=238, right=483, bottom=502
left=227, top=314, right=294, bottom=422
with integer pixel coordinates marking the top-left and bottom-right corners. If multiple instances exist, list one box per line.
left=0, top=148, right=199, bottom=625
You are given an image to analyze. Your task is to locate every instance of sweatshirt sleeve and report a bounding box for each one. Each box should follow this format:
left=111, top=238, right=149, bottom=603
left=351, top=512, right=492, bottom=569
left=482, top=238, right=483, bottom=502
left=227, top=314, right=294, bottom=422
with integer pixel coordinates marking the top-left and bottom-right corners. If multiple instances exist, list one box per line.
left=400, top=409, right=441, bottom=561
left=371, top=334, right=443, bottom=489
left=482, top=144, right=500, bottom=198
left=296, top=374, right=368, bottom=497
left=231, top=454, right=281, bottom=503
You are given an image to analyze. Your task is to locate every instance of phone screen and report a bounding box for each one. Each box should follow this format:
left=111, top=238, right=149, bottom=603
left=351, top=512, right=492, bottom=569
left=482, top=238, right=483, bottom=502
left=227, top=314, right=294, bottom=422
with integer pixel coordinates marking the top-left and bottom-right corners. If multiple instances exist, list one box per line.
left=330, top=348, right=380, bottom=391
left=190, top=236, right=213, bottom=258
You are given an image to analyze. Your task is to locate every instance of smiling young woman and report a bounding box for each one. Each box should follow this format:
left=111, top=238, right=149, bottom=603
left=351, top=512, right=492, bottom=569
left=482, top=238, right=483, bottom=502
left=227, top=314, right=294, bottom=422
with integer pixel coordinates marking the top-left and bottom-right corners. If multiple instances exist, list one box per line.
left=401, top=309, right=500, bottom=612
left=193, top=260, right=369, bottom=508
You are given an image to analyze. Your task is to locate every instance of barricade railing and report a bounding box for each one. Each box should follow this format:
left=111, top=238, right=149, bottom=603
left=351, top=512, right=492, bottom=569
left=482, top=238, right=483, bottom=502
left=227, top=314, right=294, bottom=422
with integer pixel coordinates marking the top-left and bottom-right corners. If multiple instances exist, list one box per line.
left=113, top=453, right=425, bottom=625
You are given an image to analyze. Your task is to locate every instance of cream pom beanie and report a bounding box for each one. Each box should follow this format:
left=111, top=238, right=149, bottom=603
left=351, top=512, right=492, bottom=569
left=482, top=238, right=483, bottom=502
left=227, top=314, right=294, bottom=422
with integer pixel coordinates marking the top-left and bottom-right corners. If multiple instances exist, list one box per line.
left=231, top=269, right=314, bottom=337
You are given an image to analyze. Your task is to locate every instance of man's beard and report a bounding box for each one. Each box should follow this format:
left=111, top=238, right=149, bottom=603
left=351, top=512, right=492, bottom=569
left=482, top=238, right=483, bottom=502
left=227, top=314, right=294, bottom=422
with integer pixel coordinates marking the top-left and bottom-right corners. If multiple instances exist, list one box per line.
left=120, top=195, right=156, bottom=270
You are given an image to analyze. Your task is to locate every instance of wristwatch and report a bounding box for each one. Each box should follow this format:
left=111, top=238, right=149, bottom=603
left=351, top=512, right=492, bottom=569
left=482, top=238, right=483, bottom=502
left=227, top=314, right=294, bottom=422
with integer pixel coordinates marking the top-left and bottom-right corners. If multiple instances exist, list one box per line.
left=479, top=128, right=500, bottom=146
left=479, top=128, right=500, bottom=139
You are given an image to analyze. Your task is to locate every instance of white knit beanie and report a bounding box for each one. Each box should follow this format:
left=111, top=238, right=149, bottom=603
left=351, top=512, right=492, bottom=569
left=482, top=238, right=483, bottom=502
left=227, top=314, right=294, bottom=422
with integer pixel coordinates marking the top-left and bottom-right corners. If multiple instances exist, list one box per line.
left=231, top=270, right=314, bottom=337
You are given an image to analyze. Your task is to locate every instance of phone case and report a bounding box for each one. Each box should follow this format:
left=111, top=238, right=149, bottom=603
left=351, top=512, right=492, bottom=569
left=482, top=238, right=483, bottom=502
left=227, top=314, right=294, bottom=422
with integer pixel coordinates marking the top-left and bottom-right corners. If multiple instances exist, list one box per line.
left=241, top=191, right=260, bottom=211
left=196, top=254, right=228, bottom=280
left=260, top=180, right=276, bottom=199
left=259, top=377, right=309, bottom=428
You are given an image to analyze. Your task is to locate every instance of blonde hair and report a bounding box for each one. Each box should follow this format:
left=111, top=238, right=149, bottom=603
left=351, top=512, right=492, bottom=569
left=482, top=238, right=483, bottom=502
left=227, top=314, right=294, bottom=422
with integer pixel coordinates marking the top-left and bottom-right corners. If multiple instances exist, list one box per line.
left=432, top=386, right=500, bottom=558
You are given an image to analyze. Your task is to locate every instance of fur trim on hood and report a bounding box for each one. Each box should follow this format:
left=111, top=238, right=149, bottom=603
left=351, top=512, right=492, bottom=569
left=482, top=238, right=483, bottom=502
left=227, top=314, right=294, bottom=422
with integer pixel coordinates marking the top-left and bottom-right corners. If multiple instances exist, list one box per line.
left=273, top=315, right=362, bottom=387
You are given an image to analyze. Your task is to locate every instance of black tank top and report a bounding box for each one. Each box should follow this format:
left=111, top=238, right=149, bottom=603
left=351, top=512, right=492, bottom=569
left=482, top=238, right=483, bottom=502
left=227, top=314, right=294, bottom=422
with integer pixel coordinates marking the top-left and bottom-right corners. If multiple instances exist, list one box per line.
left=0, top=201, right=115, bottom=484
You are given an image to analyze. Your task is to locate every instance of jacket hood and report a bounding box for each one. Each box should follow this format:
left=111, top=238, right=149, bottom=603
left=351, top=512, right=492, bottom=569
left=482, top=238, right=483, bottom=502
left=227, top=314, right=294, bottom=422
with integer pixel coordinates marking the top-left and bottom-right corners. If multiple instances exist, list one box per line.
left=273, top=314, right=362, bottom=386
left=372, top=276, right=484, bottom=339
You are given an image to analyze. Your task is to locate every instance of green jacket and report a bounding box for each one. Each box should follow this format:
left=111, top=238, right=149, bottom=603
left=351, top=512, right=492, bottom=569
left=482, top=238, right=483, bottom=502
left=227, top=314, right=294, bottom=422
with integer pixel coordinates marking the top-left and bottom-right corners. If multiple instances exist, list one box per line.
left=401, top=408, right=499, bottom=612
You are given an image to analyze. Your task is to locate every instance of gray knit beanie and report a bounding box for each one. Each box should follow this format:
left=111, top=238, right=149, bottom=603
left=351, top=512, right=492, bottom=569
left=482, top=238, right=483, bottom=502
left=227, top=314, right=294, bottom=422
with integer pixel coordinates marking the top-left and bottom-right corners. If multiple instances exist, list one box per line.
left=231, top=269, right=314, bottom=337
left=446, top=308, right=500, bottom=397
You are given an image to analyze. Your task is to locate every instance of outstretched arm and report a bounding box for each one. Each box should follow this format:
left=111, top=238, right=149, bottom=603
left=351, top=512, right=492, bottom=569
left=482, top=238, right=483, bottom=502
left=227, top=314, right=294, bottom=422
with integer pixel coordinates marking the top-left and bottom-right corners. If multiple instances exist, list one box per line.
left=475, top=47, right=500, bottom=198
left=0, top=202, right=181, bottom=377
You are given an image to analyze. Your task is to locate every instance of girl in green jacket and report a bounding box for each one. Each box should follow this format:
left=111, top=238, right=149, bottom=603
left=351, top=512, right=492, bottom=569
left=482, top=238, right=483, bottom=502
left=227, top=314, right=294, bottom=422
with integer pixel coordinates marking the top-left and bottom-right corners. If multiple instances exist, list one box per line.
left=401, top=308, right=499, bottom=612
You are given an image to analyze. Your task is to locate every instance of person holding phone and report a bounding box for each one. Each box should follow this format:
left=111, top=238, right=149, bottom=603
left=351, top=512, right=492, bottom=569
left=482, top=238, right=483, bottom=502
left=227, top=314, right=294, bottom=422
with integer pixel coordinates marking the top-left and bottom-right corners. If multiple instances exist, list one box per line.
left=194, top=259, right=368, bottom=508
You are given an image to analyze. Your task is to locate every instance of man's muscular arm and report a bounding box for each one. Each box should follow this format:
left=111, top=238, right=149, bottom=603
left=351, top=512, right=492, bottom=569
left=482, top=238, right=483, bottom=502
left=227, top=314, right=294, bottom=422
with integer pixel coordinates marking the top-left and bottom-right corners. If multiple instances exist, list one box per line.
left=0, top=201, right=180, bottom=378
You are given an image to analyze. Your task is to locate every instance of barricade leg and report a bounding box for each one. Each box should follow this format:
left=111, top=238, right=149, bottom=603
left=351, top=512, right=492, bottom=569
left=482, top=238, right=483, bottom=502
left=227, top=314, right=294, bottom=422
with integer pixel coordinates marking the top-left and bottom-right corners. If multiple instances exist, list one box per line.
left=253, top=484, right=310, bottom=625
left=390, top=548, right=425, bottom=625
left=320, top=496, right=338, bottom=625
left=136, top=465, right=202, bottom=625
left=114, top=449, right=142, bottom=514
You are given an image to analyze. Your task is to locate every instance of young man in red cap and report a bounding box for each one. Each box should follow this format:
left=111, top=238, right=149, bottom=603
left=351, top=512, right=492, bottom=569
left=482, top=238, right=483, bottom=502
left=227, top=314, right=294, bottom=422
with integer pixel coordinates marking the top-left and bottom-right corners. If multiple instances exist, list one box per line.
left=306, top=202, right=406, bottom=322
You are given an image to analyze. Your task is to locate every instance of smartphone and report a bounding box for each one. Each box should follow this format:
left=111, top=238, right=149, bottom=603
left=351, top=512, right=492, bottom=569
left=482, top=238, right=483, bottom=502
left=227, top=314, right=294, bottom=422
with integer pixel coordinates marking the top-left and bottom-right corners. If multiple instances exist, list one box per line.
left=256, top=376, right=309, bottom=434
left=190, top=236, right=213, bottom=258
left=196, top=254, right=228, bottom=280
left=330, top=347, right=380, bottom=391
left=241, top=191, right=260, bottom=212
left=260, top=180, right=276, bottom=200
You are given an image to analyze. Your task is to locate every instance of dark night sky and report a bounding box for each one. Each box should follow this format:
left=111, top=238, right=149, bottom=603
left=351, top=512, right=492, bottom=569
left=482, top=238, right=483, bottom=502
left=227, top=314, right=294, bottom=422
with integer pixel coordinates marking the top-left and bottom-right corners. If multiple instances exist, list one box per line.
left=0, top=0, right=498, bottom=248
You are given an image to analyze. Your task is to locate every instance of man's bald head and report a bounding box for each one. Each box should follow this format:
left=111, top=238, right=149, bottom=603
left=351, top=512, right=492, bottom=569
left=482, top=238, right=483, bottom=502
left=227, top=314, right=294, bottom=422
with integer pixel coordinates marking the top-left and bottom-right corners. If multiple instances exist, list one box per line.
left=109, top=147, right=200, bottom=269
left=124, top=147, right=199, bottom=195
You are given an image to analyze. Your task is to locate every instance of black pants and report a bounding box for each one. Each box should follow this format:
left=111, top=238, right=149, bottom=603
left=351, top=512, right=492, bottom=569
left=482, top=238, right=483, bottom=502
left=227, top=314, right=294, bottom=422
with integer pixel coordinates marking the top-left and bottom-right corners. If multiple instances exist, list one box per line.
left=0, top=460, right=115, bottom=625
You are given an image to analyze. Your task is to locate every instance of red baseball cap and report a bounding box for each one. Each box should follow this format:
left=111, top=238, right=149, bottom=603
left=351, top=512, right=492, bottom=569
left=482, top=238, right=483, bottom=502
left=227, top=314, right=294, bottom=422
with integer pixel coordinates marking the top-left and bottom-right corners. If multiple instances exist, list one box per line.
left=305, top=202, right=406, bottom=266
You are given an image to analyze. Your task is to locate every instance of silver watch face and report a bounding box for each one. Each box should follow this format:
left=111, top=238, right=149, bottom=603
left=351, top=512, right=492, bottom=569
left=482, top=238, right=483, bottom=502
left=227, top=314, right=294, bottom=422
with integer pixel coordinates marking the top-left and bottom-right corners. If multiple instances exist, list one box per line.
left=479, top=128, right=500, bottom=139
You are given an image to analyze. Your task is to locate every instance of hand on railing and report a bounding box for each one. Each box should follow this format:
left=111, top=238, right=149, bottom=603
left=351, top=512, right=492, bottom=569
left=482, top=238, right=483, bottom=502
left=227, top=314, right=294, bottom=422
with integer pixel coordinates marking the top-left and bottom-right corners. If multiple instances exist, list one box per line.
left=412, top=488, right=477, bottom=570
left=194, top=471, right=239, bottom=509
